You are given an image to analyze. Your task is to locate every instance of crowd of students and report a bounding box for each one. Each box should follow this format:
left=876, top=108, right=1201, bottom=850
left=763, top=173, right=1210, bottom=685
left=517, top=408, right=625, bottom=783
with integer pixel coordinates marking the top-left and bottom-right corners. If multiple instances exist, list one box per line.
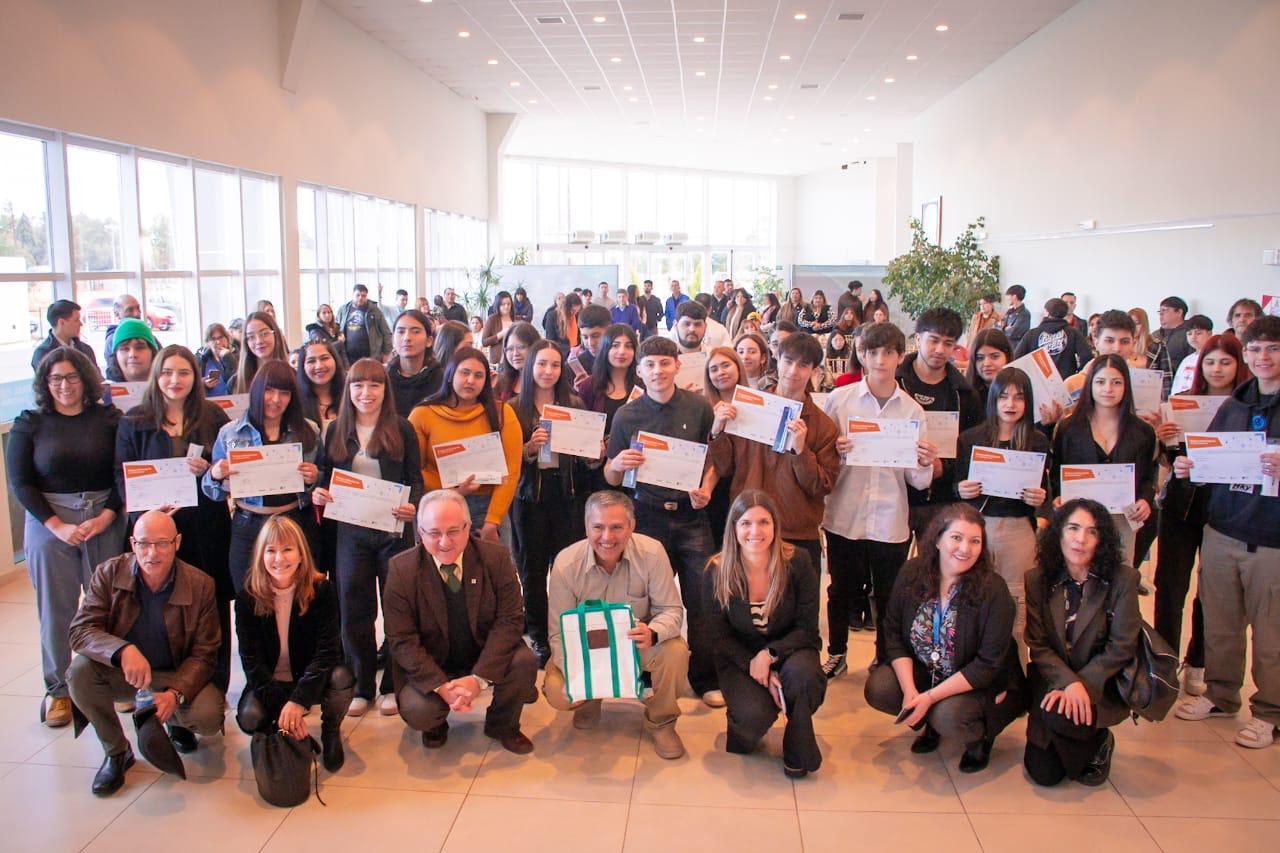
left=8, top=277, right=1278, bottom=798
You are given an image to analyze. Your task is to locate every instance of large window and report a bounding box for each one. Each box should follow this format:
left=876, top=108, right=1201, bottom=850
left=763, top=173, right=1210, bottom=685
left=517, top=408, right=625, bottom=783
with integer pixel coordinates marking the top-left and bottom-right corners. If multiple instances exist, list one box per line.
left=297, top=184, right=416, bottom=323
left=501, top=157, right=776, bottom=295
left=0, top=127, right=58, bottom=376
left=424, top=209, right=487, bottom=300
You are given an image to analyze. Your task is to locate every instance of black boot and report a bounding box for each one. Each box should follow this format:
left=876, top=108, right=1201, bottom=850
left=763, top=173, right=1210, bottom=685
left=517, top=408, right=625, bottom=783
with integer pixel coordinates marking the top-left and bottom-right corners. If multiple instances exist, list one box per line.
left=911, top=725, right=941, bottom=754
left=92, top=747, right=136, bottom=796
left=958, top=738, right=993, bottom=773
left=1077, top=730, right=1115, bottom=787
left=321, top=721, right=345, bottom=772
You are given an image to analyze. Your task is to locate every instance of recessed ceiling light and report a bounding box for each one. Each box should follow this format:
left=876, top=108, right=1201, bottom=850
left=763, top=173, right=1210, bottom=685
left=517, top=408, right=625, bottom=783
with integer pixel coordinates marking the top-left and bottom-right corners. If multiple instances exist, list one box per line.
left=884, top=77, right=895, bottom=83
left=935, top=24, right=949, bottom=31
left=694, top=36, right=706, bottom=43
left=794, top=13, right=808, bottom=21
left=623, top=85, right=633, bottom=91
left=787, top=114, right=796, bottom=120
left=528, top=99, right=537, bottom=104
left=780, top=54, right=791, bottom=61
left=764, top=95, right=773, bottom=101
left=768, top=83, right=778, bottom=90
left=629, top=96, right=638, bottom=102
left=697, top=115, right=705, bottom=121
left=510, top=81, right=520, bottom=87
left=418, top=0, right=431, bottom=4
left=457, top=30, right=470, bottom=38
left=610, top=56, right=622, bottom=63
left=695, top=70, right=706, bottom=77
left=866, top=95, right=876, bottom=100
left=592, top=16, right=606, bottom=23
left=906, top=54, right=918, bottom=61
left=487, top=59, right=498, bottom=65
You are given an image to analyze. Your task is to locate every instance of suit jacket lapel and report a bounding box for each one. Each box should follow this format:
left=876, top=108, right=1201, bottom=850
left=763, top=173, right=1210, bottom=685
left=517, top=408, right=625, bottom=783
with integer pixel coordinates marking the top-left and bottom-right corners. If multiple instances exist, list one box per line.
left=1072, top=578, right=1110, bottom=657
left=1049, top=581, right=1070, bottom=655
left=462, top=540, right=481, bottom=637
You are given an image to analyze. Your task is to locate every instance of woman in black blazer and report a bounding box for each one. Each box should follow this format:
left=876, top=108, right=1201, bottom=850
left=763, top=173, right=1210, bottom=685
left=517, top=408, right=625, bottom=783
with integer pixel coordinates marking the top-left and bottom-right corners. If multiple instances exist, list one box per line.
left=864, top=503, right=1026, bottom=773
left=1023, top=499, right=1140, bottom=787
left=115, top=344, right=233, bottom=688
left=704, top=490, right=825, bottom=778
left=235, top=515, right=354, bottom=773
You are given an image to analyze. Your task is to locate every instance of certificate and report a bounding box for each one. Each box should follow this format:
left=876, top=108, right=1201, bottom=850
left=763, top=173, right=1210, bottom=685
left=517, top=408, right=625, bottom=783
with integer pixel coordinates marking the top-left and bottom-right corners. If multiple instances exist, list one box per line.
left=1010, top=347, right=1073, bottom=423
left=228, top=443, right=304, bottom=498
left=105, top=382, right=146, bottom=412
left=844, top=417, right=921, bottom=469
left=1161, top=396, right=1228, bottom=445
left=1263, top=294, right=1280, bottom=317
left=922, top=411, right=960, bottom=459
left=323, top=469, right=410, bottom=535
left=1059, top=464, right=1135, bottom=514
left=208, top=394, right=249, bottom=421
left=675, top=351, right=707, bottom=392
left=433, top=432, right=509, bottom=488
left=968, top=446, right=1046, bottom=500
left=627, top=386, right=645, bottom=403
left=122, top=458, right=198, bottom=513
left=1186, top=432, right=1266, bottom=486
left=543, top=404, right=607, bottom=459
left=628, top=431, right=707, bottom=492
left=725, top=386, right=802, bottom=452
left=1129, top=368, right=1164, bottom=418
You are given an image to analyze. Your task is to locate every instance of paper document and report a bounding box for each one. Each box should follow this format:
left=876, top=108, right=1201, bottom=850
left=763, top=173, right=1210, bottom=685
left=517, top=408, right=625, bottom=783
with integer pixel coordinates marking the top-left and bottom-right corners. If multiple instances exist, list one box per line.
left=1160, top=396, right=1228, bottom=445
left=967, top=446, right=1046, bottom=500
left=1185, top=432, right=1266, bottom=486
left=1129, top=368, right=1164, bottom=418
left=208, top=395, right=250, bottom=422
left=105, top=382, right=146, bottom=412
left=844, top=417, right=921, bottom=469
left=122, top=458, right=198, bottom=513
left=228, top=443, right=304, bottom=498
left=543, top=404, right=607, bottom=459
left=922, top=411, right=960, bottom=459
left=724, top=386, right=802, bottom=452
left=675, top=351, right=708, bottom=392
left=628, top=431, right=707, bottom=492
left=1058, top=464, right=1136, bottom=514
left=433, top=432, right=509, bottom=488
left=323, top=469, right=410, bottom=534
left=1009, top=347, right=1073, bottom=423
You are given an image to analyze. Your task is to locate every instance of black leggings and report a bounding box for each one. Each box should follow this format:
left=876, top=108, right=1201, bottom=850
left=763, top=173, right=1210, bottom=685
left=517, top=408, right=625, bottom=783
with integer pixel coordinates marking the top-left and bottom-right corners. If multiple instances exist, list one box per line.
left=513, top=488, right=584, bottom=649
left=824, top=530, right=910, bottom=661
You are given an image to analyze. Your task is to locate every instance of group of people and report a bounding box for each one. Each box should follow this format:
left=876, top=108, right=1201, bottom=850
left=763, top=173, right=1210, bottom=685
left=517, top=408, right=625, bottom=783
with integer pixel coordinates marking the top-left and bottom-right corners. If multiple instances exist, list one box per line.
left=8, top=277, right=1278, bottom=800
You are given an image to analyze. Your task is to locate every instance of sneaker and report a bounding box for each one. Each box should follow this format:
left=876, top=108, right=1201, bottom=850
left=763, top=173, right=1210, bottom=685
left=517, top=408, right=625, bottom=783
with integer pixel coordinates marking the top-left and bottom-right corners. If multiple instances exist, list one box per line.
left=347, top=697, right=371, bottom=718
left=377, top=693, right=398, bottom=716
left=701, top=690, right=726, bottom=708
left=1182, top=666, right=1207, bottom=697
left=1174, top=695, right=1232, bottom=721
left=650, top=725, right=686, bottom=760
left=44, top=696, right=72, bottom=728
left=822, top=654, right=848, bottom=680
left=1234, top=718, right=1278, bottom=749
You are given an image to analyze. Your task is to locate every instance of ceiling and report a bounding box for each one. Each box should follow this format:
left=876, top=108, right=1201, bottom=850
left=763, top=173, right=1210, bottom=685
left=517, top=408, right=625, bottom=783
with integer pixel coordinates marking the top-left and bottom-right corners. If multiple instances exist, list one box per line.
left=325, top=0, right=1079, bottom=175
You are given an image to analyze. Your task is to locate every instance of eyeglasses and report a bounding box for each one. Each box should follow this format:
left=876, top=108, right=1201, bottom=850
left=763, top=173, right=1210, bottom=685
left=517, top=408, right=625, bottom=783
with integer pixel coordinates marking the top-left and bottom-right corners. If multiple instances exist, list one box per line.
left=47, top=373, right=82, bottom=387
left=131, top=537, right=177, bottom=551
left=1245, top=344, right=1280, bottom=357
left=419, top=526, right=468, bottom=542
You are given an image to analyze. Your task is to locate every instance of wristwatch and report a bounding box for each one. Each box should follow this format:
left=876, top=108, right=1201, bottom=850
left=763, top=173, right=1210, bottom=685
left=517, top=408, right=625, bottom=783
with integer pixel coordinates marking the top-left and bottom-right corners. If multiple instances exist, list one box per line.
left=169, top=688, right=186, bottom=705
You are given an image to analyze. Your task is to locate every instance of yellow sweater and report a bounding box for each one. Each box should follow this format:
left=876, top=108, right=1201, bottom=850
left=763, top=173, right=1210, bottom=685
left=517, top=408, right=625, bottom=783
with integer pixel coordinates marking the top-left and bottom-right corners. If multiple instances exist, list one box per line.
left=408, top=401, right=523, bottom=527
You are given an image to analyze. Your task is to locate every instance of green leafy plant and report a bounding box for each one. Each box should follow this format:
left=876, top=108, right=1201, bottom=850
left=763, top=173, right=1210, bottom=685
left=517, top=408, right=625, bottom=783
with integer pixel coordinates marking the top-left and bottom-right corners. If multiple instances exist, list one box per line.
left=461, top=257, right=502, bottom=316
left=883, top=217, right=1000, bottom=319
left=749, top=265, right=785, bottom=309
left=509, top=246, right=529, bottom=265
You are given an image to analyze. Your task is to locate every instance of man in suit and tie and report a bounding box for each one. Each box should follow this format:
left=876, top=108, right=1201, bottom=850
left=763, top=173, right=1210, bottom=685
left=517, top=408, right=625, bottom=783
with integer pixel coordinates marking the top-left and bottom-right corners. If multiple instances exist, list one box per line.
left=384, top=490, right=536, bottom=754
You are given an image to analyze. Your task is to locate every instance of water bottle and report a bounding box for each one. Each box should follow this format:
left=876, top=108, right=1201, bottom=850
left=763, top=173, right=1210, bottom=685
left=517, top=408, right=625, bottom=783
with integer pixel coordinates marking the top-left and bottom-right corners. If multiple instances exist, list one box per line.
left=135, top=685, right=154, bottom=711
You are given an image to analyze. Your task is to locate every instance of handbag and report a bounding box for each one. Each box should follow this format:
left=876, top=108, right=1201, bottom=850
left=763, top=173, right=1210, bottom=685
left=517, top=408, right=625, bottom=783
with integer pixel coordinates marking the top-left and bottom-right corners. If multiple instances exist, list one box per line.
left=250, top=728, right=324, bottom=808
left=1114, top=618, right=1180, bottom=722
left=558, top=600, right=643, bottom=703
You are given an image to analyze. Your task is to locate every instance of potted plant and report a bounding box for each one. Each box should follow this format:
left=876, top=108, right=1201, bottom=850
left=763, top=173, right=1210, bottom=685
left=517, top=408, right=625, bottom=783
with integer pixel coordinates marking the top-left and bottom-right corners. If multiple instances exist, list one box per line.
left=883, top=217, right=999, bottom=319
left=749, top=265, right=785, bottom=309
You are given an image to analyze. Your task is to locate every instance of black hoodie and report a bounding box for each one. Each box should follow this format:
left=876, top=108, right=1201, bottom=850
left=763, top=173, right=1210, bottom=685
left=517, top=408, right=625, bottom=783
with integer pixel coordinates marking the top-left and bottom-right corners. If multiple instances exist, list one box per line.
left=1205, top=377, right=1280, bottom=548
left=386, top=353, right=443, bottom=419
left=896, top=352, right=985, bottom=506
left=1012, top=316, right=1091, bottom=380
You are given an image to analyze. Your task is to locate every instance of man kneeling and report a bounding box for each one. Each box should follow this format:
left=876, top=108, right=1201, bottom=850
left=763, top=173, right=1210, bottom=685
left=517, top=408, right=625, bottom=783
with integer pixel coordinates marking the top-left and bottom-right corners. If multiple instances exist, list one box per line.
left=384, top=490, right=536, bottom=754
left=544, top=492, right=690, bottom=759
left=68, top=511, right=225, bottom=795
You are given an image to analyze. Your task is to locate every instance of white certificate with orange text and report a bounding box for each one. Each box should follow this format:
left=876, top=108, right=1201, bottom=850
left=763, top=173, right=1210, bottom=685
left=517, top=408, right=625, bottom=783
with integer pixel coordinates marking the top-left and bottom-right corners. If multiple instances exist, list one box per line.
left=122, top=458, right=198, bottom=513
left=323, top=469, right=410, bottom=535
left=632, top=431, right=707, bottom=492
left=1186, top=432, right=1266, bottom=486
left=1009, top=346, right=1073, bottom=423
left=967, top=446, right=1046, bottom=500
left=228, top=444, right=304, bottom=498
left=1058, top=464, right=1135, bottom=514
left=724, top=385, right=802, bottom=451
left=433, top=432, right=509, bottom=488
left=844, top=417, right=921, bottom=469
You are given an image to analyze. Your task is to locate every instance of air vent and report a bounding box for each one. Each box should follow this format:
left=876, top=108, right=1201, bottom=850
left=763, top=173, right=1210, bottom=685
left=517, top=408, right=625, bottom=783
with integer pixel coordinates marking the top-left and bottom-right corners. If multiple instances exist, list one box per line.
left=800, top=83, right=819, bottom=89
left=583, top=85, right=602, bottom=91
left=535, top=15, right=565, bottom=24
left=837, top=12, right=865, bottom=22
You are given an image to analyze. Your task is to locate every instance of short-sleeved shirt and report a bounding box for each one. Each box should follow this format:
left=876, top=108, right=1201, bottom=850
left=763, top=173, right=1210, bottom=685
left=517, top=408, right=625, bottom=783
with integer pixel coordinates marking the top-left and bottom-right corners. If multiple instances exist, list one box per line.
left=344, top=306, right=371, bottom=360
left=606, top=388, right=714, bottom=504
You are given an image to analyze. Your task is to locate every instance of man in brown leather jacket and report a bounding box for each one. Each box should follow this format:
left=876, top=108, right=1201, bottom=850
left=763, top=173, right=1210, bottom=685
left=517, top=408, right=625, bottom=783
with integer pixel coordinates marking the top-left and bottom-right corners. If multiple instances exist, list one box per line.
left=67, top=511, right=225, bottom=795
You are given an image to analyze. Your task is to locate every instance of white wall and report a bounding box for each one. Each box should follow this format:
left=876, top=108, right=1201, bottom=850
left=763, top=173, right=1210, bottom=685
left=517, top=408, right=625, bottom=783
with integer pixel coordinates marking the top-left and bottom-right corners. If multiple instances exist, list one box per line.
left=910, top=0, right=1280, bottom=325
left=792, top=161, right=878, bottom=266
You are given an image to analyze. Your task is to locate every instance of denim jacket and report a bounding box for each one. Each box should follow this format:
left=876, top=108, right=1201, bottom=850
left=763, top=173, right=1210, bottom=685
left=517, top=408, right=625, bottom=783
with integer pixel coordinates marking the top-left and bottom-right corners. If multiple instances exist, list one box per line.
left=201, top=412, right=319, bottom=508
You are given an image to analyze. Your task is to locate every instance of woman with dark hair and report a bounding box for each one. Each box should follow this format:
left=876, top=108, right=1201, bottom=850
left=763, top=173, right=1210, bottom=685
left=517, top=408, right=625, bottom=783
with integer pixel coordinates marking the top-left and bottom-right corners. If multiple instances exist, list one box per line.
left=197, top=323, right=237, bottom=396
left=235, top=515, right=353, bottom=773
left=231, top=311, right=290, bottom=393
left=759, top=292, right=782, bottom=330
left=1049, top=354, right=1157, bottom=565
left=115, top=344, right=234, bottom=688
left=964, top=328, right=1014, bottom=401
left=862, top=289, right=887, bottom=324
left=545, top=291, right=582, bottom=357
left=954, top=366, right=1049, bottom=652
left=494, top=321, right=540, bottom=403
left=779, top=287, right=805, bottom=328
left=409, top=346, right=522, bottom=539
left=578, top=323, right=639, bottom=433
left=431, top=320, right=471, bottom=372
left=481, top=290, right=516, bottom=365
left=203, top=359, right=320, bottom=594
left=723, top=289, right=755, bottom=339
left=1023, top=499, right=1139, bottom=787
left=734, top=332, right=774, bottom=392
left=8, top=347, right=125, bottom=727
left=798, top=290, right=835, bottom=335
left=296, top=339, right=346, bottom=428
left=704, top=490, right=824, bottom=777
left=305, top=303, right=345, bottom=362
left=864, top=503, right=1026, bottom=773
left=313, top=358, right=422, bottom=716
left=511, top=340, right=591, bottom=665
left=1151, top=334, right=1251, bottom=696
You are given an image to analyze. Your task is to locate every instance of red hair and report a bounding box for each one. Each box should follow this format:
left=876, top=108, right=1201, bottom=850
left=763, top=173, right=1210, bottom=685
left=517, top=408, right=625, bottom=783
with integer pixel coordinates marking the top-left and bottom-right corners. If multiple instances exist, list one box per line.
left=1188, top=334, right=1252, bottom=396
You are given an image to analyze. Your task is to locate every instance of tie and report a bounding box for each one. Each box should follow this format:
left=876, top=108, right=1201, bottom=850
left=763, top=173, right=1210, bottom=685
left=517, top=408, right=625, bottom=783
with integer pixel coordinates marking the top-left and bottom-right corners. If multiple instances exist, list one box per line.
left=440, top=563, right=461, bottom=594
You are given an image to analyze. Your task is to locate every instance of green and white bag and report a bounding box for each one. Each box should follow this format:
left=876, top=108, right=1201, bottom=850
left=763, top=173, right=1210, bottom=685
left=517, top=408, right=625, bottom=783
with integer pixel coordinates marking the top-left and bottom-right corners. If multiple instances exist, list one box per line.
left=559, top=600, right=643, bottom=702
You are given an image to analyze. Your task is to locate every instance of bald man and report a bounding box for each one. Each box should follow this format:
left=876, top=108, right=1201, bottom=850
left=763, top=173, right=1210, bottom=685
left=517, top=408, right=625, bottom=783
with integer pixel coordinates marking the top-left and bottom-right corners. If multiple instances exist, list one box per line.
left=68, top=511, right=224, bottom=796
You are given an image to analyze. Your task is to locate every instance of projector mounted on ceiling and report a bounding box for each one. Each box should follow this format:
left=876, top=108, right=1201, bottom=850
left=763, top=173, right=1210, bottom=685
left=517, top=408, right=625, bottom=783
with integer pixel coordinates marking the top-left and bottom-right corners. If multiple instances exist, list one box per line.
left=569, top=230, right=596, bottom=245
left=632, top=231, right=660, bottom=245
left=660, top=232, right=688, bottom=247
left=598, top=230, right=627, bottom=244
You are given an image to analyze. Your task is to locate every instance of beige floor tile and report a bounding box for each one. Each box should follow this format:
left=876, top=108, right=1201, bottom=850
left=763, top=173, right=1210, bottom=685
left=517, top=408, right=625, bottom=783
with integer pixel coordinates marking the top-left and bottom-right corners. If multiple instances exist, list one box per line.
left=1140, top=816, right=1280, bottom=853
left=1233, top=735, right=1280, bottom=788
left=0, top=762, right=159, bottom=850
left=793, top=734, right=963, bottom=813
left=799, top=810, right=981, bottom=852
left=626, top=803, right=802, bottom=852
left=0, top=761, right=17, bottom=780
left=674, top=695, right=735, bottom=732
left=631, top=729, right=796, bottom=809
left=443, top=794, right=628, bottom=853
left=264, top=785, right=464, bottom=850
left=811, top=670, right=915, bottom=738
left=0, top=644, right=42, bottom=690
left=968, top=814, right=1160, bottom=853
left=0, top=692, right=71, bottom=762
left=1112, top=714, right=1230, bottom=743
left=85, top=776, right=290, bottom=852
left=1109, top=738, right=1280, bottom=818
left=325, top=711, right=490, bottom=793
left=0, top=579, right=34, bottom=604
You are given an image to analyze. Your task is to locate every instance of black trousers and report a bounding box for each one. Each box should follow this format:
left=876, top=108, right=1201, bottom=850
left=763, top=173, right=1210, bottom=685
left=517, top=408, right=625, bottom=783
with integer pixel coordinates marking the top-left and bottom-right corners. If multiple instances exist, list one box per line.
left=337, top=523, right=410, bottom=698
left=1024, top=664, right=1110, bottom=785
left=513, top=487, right=584, bottom=649
left=865, top=660, right=1024, bottom=746
left=706, top=478, right=733, bottom=548
left=1134, top=505, right=1160, bottom=567
left=719, top=648, right=826, bottom=772
left=236, top=666, right=355, bottom=734
left=1153, top=512, right=1206, bottom=667
left=786, top=538, right=823, bottom=572
left=397, top=644, right=538, bottom=738
left=824, top=530, right=910, bottom=661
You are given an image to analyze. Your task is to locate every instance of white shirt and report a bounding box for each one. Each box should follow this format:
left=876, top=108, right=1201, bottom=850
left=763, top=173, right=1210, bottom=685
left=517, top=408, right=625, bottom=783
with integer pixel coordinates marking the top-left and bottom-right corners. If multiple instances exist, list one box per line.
left=664, top=318, right=729, bottom=350
left=1171, top=351, right=1200, bottom=396
left=822, top=380, right=933, bottom=544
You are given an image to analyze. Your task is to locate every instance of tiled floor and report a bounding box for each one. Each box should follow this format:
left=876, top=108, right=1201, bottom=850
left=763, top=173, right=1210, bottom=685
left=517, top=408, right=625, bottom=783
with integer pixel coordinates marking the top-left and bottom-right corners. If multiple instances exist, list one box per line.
left=0, top=571, right=1277, bottom=853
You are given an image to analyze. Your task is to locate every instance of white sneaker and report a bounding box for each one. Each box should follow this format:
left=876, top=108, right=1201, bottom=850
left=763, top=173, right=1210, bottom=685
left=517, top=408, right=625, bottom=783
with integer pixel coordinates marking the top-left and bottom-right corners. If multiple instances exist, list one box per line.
left=1174, top=695, right=1231, bottom=721
left=701, top=690, right=726, bottom=709
left=1234, top=718, right=1278, bottom=749
left=377, top=693, right=399, bottom=716
left=1182, top=666, right=1207, bottom=697
left=347, top=697, right=371, bottom=717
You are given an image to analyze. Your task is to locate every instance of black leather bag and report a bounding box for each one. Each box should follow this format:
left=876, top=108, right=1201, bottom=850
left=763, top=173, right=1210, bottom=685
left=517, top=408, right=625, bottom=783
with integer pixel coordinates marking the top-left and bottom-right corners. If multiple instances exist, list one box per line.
left=250, top=729, right=324, bottom=807
left=1115, top=619, right=1179, bottom=722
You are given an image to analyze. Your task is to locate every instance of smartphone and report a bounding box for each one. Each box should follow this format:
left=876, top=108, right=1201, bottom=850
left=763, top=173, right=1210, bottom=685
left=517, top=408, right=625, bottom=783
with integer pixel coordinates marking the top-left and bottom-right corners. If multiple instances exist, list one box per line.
left=207, top=368, right=220, bottom=380
left=893, top=706, right=913, bottom=725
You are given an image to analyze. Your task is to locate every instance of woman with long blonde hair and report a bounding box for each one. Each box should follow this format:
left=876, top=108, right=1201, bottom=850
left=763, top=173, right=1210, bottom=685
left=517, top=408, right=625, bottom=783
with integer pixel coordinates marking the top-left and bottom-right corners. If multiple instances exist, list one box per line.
left=235, top=515, right=353, bottom=773
left=1127, top=307, right=1153, bottom=369
left=703, top=490, right=824, bottom=778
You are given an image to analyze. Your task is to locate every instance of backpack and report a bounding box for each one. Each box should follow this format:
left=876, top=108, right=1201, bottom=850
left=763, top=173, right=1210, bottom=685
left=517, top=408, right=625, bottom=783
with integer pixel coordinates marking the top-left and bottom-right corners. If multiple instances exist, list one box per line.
left=1114, top=619, right=1180, bottom=722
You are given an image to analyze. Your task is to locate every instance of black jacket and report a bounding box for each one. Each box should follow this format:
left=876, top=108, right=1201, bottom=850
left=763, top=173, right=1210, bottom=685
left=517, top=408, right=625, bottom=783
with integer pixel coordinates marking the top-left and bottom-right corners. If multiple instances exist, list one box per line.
left=315, top=417, right=424, bottom=541
left=897, top=353, right=985, bottom=505
left=953, top=425, right=1051, bottom=525
left=1050, top=414, right=1158, bottom=508
left=702, top=549, right=821, bottom=672
left=1013, top=317, right=1092, bottom=380
left=386, top=354, right=443, bottom=419
left=235, top=579, right=343, bottom=708
left=1205, top=378, right=1280, bottom=548
left=31, top=332, right=98, bottom=372
left=1003, top=305, right=1032, bottom=349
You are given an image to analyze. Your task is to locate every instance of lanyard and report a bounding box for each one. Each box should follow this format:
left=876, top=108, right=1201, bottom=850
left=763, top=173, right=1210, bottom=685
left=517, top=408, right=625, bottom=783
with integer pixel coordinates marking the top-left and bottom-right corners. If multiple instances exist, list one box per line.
left=931, top=587, right=958, bottom=659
